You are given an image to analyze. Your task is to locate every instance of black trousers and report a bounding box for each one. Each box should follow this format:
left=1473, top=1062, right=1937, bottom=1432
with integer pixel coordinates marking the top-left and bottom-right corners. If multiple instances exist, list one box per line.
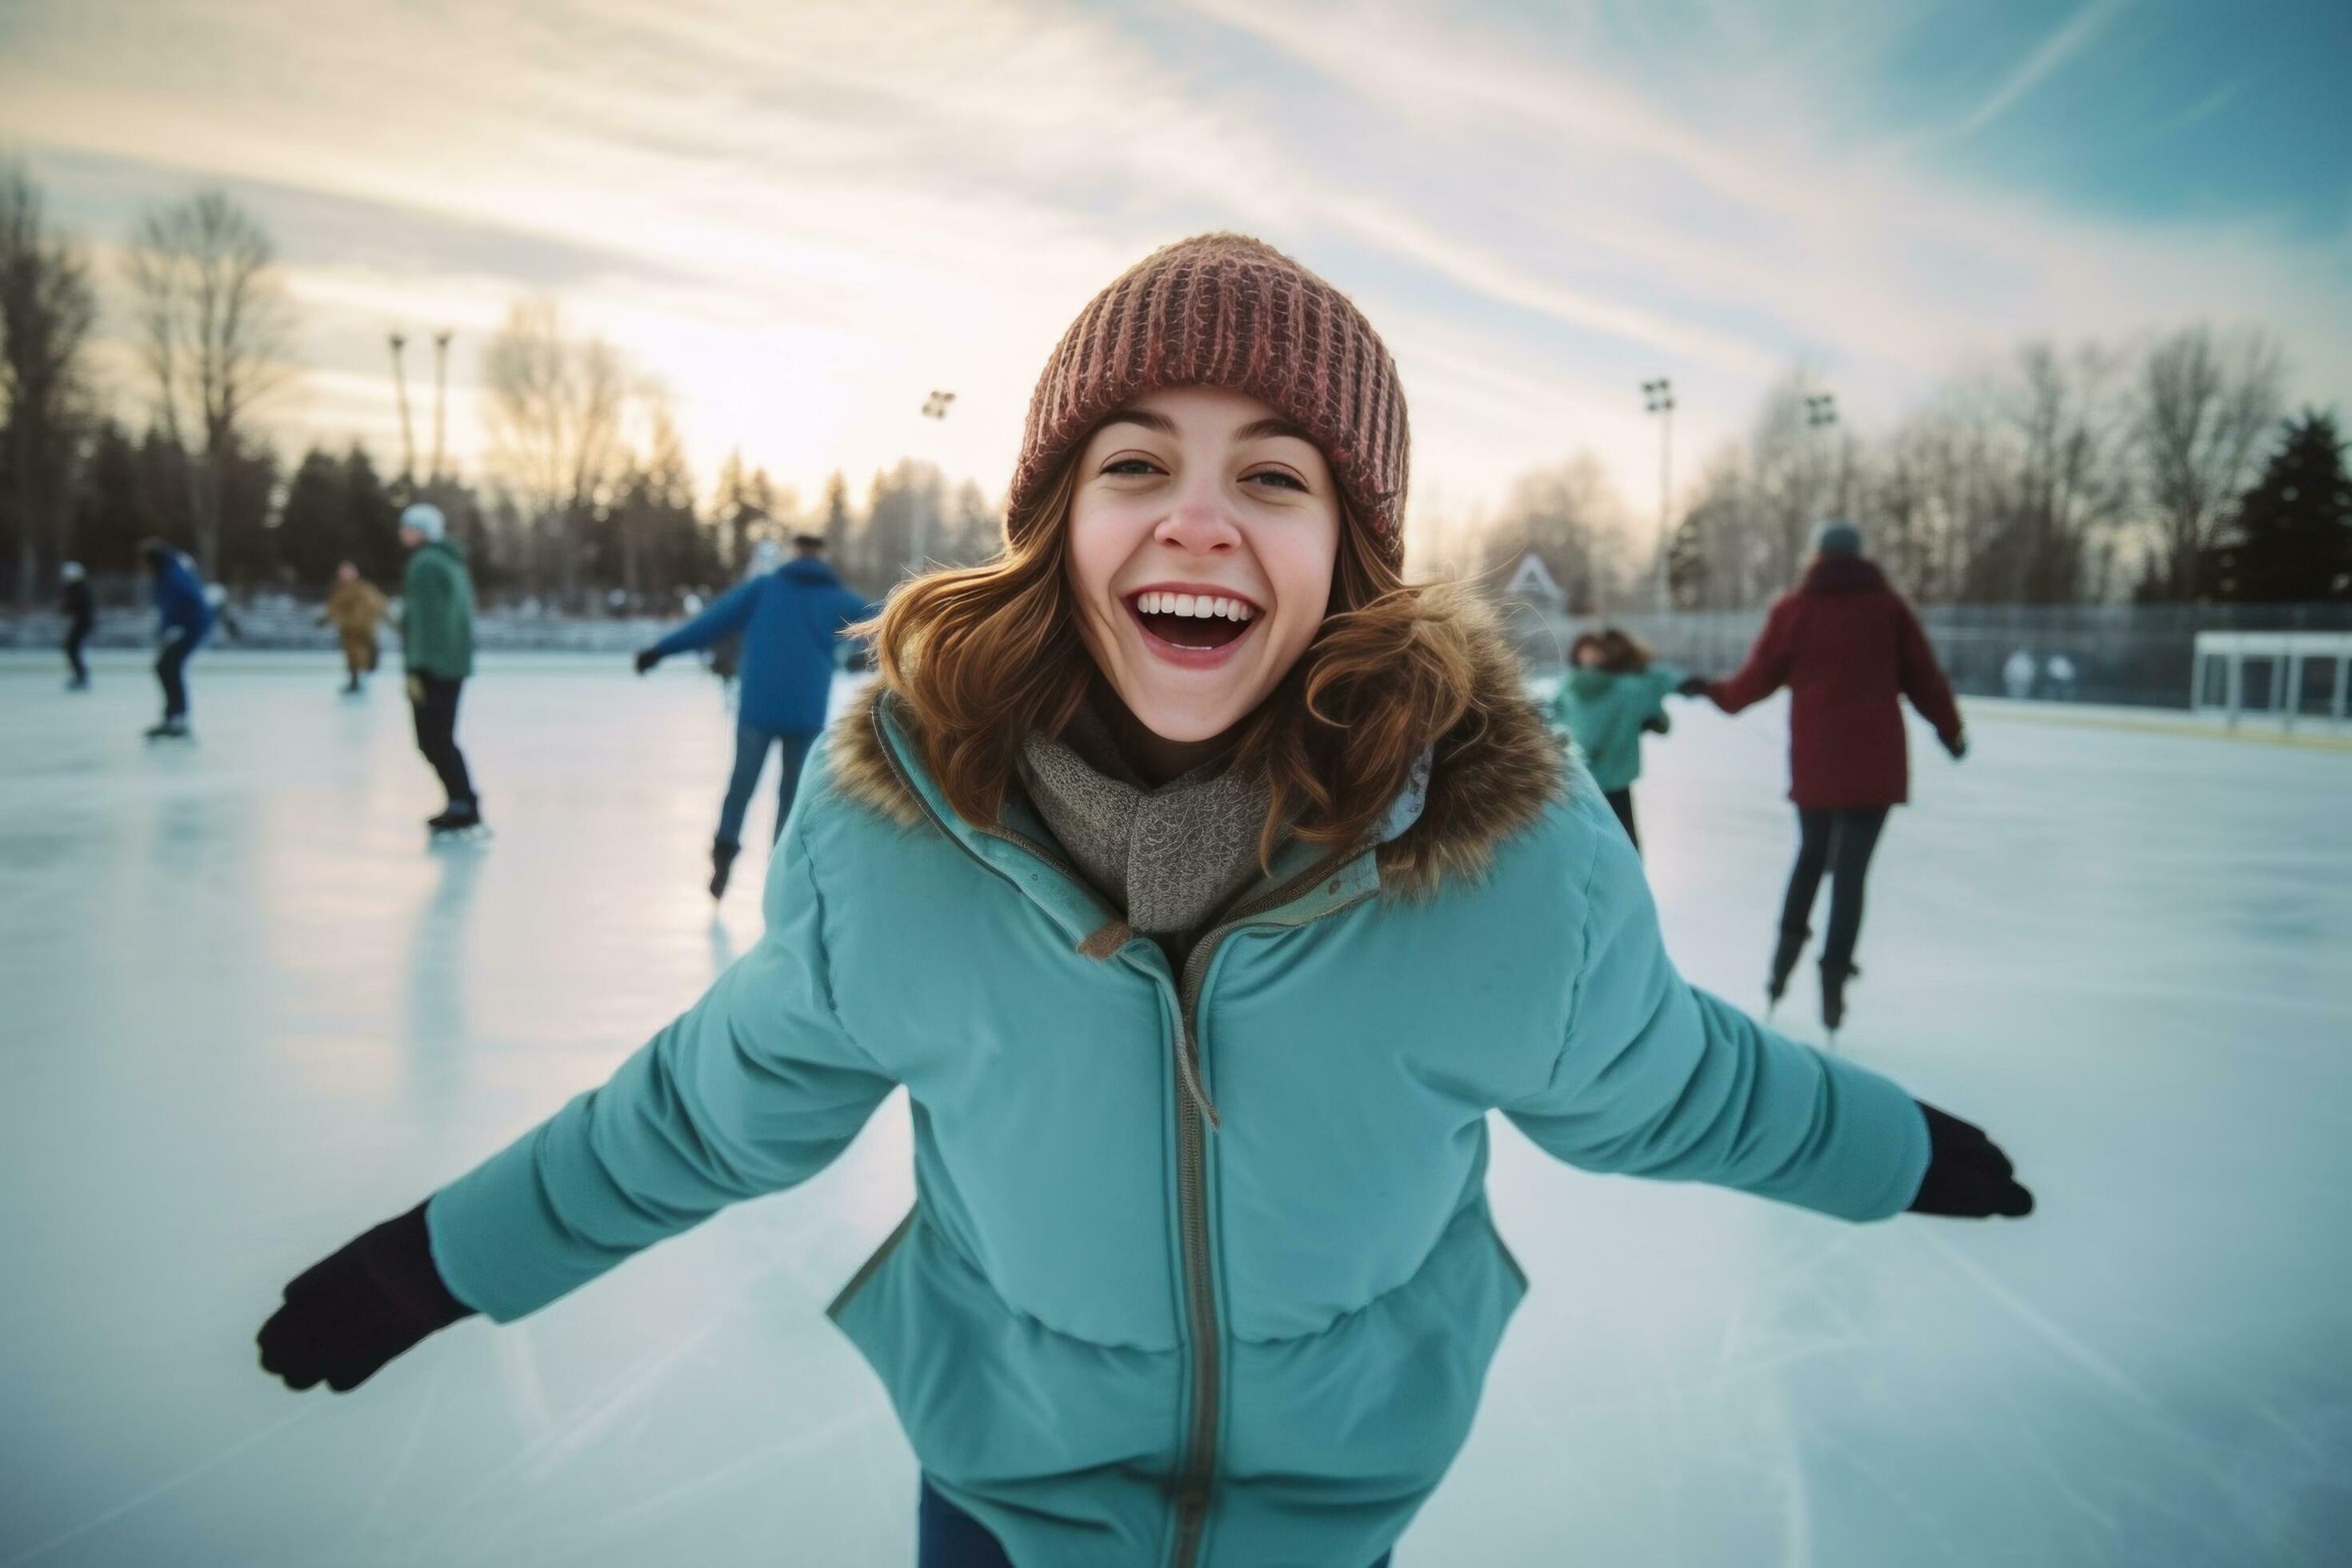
left=1778, top=806, right=1890, bottom=970
left=156, top=638, right=195, bottom=719
left=1602, top=786, right=1639, bottom=852
left=65, top=620, right=91, bottom=683
left=409, top=674, right=477, bottom=806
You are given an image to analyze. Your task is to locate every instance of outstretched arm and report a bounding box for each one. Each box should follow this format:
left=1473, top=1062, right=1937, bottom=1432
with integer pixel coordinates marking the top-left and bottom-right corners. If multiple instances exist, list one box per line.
left=1895, top=600, right=1965, bottom=754
left=260, top=788, right=898, bottom=1387
left=650, top=579, right=759, bottom=660
left=1505, top=799, right=2028, bottom=1222
left=1705, top=601, right=1796, bottom=715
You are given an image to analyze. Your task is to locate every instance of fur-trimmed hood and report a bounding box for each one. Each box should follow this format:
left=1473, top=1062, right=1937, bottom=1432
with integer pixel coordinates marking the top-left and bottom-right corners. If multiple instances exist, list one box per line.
left=827, top=594, right=1565, bottom=902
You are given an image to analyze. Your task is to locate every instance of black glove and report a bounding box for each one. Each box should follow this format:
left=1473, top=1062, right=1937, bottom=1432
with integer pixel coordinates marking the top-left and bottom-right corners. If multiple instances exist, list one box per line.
left=1943, top=731, right=1968, bottom=761
left=1674, top=675, right=1710, bottom=698
left=633, top=648, right=661, bottom=675
left=258, top=1202, right=474, bottom=1392
left=1908, top=1102, right=2033, bottom=1218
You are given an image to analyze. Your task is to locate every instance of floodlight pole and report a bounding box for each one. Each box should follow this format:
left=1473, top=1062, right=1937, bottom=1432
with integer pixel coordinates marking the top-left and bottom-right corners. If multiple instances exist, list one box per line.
left=913, top=390, right=956, bottom=574
left=1642, top=378, right=1675, bottom=612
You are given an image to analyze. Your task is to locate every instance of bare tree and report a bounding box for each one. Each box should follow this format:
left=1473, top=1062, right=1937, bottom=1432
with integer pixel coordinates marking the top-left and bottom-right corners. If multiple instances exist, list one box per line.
left=1, top=159, right=98, bottom=610
left=480, top=298, right=625, bottom=606
left=2134, top=324, right=2285, bottom=601
left=1470, top=453, right=1632, bottom=612
left=123, top=190, right=294, bottom=577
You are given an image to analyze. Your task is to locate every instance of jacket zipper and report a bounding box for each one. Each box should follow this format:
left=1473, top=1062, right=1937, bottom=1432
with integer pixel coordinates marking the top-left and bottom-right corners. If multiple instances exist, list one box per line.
left=1163, top=854, right=1375, bottom=1568
left=870, top=709, right=1379, bottom=1567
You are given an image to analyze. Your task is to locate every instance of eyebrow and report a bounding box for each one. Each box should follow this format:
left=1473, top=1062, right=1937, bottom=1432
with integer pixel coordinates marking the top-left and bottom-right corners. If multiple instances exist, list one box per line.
left=1234, top=417, right=1312, bottom=444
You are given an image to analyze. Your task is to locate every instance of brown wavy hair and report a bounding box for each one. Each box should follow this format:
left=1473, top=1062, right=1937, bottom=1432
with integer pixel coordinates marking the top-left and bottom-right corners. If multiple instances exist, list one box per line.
left=868, top=458, right=1484, bottom=863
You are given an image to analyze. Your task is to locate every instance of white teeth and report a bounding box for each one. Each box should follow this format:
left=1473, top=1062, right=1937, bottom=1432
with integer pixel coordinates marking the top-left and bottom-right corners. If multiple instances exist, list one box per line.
left=1136, top=591, right=1254, bottom=620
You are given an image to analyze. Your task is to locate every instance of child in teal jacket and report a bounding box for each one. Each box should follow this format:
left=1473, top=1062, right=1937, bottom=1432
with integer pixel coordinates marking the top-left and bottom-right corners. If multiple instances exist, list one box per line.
left=260, top=236, right=2032, bottom=1568
left=1547, top=626, right=1694, bottom=851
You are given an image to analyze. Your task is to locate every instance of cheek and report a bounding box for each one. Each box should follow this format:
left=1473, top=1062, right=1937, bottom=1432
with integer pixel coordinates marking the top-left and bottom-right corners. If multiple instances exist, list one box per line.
left=1065, top=498, right=1140, bottom=609
left=1261, top=519, right=1339, bottom=640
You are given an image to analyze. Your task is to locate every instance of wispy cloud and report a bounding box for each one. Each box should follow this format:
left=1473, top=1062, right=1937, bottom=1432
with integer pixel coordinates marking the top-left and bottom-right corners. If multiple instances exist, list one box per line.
left=1939, top=0, right=2133, bottom=145
left=0, top=0, right=2340, bottom=534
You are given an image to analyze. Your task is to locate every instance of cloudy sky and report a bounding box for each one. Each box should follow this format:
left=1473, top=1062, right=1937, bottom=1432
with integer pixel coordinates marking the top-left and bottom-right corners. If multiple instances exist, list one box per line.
left=2, top=0, right=2346, bottom=536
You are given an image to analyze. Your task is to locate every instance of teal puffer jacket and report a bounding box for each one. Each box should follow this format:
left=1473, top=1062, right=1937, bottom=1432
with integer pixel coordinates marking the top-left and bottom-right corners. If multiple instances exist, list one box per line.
left=425, top=631, right=1930, bottom=1568
left=1548, top=663, right=1684, bottom=794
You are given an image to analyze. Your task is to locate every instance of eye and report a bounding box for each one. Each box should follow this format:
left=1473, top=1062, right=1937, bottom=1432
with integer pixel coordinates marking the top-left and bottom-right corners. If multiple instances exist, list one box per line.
left=1243, top=468, right=1308, bottom=493
left=1101, top=456, right=1164, bottom=477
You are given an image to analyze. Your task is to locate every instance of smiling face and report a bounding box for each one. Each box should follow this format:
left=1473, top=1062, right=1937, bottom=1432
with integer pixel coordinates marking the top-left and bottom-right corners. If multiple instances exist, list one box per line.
left=1065, top=386, right=1342, bottom=754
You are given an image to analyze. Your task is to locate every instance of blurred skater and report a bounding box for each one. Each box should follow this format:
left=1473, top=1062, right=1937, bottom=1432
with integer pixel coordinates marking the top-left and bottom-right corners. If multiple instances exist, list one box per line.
left=320, top=562, right=388, bottom=694
left=2002, top=646, right=2037, bottom=701
left=1546, top=626, right=1690, bottom=853
left=397, top=504, right=486, bottom=839
left=141, top=539, right=213, bottom=740
left=1695, top=521, right=1965, bottom=1034
left=634, top=533, right=865, bottom=898
left=59, top=561, right=94, bottom=690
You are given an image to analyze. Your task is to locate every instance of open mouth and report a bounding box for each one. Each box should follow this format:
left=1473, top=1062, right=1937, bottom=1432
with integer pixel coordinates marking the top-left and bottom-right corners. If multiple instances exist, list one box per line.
left=1124, top=587, right=1260, bottom=655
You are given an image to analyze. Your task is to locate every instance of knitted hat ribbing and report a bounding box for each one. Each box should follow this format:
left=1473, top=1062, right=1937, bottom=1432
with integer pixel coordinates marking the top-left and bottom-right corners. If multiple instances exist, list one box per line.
left=1007, top=234, right=1410, bottom=569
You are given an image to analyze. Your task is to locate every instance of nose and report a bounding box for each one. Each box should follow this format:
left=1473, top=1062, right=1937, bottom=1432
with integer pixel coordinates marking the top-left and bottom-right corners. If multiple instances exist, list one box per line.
left=1154, top=497, right=1240, bottom=556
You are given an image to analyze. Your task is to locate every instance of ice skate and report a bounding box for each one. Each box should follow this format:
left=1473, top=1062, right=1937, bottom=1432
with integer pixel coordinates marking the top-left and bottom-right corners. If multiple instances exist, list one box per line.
left=1766, top=925, right=1810, bottom=1016
left=143, top=718, right=194, bottom=742
left=709, top=839, right=740, bottom=899
left=427, top=799, right=491, bottom=844
left=1820, top=958, right=1859, bottom=1042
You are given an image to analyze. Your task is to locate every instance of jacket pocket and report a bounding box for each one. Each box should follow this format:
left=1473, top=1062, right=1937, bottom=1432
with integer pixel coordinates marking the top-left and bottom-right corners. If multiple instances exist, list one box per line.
left=826, top=1204, right=919, bottom=1321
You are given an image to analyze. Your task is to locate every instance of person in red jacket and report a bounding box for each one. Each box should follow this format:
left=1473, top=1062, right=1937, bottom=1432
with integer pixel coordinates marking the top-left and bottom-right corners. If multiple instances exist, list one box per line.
left=1694, top=521, right=1966, bottom=1034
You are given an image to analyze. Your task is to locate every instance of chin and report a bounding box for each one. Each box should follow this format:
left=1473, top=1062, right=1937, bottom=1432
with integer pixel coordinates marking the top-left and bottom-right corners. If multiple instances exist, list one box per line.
left=1124, top=685, right=1257, bottom=744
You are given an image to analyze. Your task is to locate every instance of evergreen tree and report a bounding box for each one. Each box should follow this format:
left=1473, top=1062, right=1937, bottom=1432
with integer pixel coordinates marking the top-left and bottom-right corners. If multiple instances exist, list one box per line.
left=275, top=446, right=348, bottom=586
left=2208, top=411, right=2351, bottom=602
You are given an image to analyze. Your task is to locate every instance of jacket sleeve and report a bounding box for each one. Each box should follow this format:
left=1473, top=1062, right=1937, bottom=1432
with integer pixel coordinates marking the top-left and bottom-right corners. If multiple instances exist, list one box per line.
left=1642, top=665, right=1685, bottom=719
left=653, top=580, right=758, bottom=658
left=1706, top=601, right=1795, bottom=714
left=424, top=795, right=898, bottom=1321
left=1894, top=600, right=1964, bottom=744
left=1504, top=806, right=1930, bottom=1221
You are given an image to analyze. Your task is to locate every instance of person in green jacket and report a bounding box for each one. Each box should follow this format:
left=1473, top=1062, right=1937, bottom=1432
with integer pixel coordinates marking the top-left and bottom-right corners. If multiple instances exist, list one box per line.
left=1546, top=626, right=1694, bottom=853
left=260, top=236, right=2031, bottom=1568
left=396, top=503, right=485, bottom=839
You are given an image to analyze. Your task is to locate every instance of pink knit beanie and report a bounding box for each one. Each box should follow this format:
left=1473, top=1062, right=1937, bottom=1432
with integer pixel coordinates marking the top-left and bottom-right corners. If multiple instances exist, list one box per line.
left=1007, top=233, right=1410, bottom=570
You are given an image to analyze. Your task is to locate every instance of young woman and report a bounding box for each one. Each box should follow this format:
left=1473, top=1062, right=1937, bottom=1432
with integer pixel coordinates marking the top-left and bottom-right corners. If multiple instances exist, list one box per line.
left=1546, top=626, right=1690, bottom=851
left=259, top=235, right=2031, bottom=1568
left=1695, top=521, right=1967, bottom=1033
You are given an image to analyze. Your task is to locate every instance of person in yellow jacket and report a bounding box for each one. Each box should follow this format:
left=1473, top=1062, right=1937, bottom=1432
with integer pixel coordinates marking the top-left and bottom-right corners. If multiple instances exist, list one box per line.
left=319, top=562, right=389, bottom=694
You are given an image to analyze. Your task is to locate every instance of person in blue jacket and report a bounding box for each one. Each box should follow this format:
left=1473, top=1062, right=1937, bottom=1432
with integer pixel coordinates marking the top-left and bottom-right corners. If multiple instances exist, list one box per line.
left=634, top=534, right=870, bottom=898
left=141, top=539, right=214, bottom=740
left=259, top=236, right=2031, bottom=1568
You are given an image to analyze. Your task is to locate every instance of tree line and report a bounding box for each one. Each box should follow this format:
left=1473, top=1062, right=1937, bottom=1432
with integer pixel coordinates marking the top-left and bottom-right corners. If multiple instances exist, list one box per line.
left=6, top=154, right=2345, bottom=618
left=1428, top=329, right=2346, bottom=613
left=0, top=158, right=1003, bottom=614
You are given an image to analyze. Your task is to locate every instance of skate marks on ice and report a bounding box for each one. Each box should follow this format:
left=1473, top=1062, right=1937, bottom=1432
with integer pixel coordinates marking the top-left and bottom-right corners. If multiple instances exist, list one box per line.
left=4, top=662, right=2351, bottom=1565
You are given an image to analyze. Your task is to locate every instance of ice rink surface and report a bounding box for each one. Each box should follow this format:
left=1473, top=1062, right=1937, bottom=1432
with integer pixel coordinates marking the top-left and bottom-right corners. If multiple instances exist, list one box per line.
left=2, top=649, right=2347, bottom=1567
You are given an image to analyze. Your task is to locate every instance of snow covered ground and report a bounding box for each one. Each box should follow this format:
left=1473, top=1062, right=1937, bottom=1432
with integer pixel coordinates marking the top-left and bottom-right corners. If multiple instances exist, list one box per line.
left=2, top=649, right=2346, bottom=1567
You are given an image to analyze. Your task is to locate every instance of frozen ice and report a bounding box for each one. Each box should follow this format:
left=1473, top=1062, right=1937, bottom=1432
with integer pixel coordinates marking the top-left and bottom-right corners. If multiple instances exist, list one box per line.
left=1, top=649, right=2347, bottom=1566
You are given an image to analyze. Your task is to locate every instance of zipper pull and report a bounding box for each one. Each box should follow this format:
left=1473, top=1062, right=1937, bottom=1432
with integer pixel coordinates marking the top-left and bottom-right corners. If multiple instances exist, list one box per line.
left=1174, top=1022, right=1223, bottom=1130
